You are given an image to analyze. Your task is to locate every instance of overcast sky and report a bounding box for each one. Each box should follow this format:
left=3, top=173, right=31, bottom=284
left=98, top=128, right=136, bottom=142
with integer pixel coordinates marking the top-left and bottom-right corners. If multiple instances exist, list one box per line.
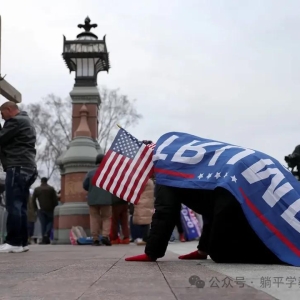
left=1, top=0, right=300, bottom=165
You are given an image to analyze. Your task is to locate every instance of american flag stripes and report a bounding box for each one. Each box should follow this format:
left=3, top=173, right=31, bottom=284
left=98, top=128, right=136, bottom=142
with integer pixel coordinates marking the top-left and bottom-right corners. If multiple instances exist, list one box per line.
left=146, top=142, right=156, bottom=150
left=92, top=128, right=155, bottom=204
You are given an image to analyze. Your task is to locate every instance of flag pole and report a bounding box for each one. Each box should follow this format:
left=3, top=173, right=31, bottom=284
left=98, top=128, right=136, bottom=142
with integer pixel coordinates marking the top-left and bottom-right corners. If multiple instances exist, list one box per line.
left=117, top=124, right=122, bottom=129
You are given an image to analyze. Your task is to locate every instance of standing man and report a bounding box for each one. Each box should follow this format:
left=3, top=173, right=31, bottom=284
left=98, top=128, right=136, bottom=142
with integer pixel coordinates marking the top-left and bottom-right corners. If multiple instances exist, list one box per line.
left=0, top=101, right=37, bottom=253
left=32, top=177, right=58, bottom=245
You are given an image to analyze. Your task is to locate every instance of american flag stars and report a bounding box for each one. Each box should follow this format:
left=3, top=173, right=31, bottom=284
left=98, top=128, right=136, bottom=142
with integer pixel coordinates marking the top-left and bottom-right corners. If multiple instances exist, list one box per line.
left=197, top=171, right=237, bottom=183
left=112, top=130, right=141, bottom=159
left=231, top=175, right=237, bottom=183
left=214, top=172, right=221, bottom=179
left=198, top=173, right=204, bottom=179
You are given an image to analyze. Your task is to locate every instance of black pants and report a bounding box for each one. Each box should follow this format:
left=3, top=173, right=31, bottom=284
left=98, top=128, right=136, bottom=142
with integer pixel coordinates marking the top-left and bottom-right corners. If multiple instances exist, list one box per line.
left=145, top=184, right=284, bottom=264
left=140, top=224, right=150, bottom=242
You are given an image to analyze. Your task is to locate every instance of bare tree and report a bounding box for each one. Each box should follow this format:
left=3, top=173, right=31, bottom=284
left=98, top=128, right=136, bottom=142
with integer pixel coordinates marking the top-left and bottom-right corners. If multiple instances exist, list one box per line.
left=21, top=95, right=72, bottom=187
left=22, top=88, right=142, bottom=187
left=98, top=87, right=142, bottom=152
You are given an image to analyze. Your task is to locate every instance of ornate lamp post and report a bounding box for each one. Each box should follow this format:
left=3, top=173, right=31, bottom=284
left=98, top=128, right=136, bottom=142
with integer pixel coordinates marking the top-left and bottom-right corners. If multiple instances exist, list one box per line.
left=62, top=16, right=110, bottom=87
left=53, top=17, right=110, bottom=244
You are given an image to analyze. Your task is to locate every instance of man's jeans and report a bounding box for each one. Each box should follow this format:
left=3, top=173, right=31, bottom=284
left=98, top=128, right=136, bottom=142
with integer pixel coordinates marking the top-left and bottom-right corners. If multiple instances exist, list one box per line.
left=38, top=210, right=53, bottom=237
left=5, top=167, right=37, bottom=247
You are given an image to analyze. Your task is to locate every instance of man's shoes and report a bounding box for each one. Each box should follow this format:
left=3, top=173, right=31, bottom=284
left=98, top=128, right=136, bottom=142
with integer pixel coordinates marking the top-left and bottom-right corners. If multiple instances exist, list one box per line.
left=120, top=238, right=130, bottom=244
left=137, top=241, right=146, bottom=246
left=111, top=238, right=120, bottom=245
left=23, top=246, right=29, bottom=252
left=101, top=236, right=112, bottom=246
left=179, top=233, right=186, bottom=242
left=92, top=240, right=102, bottom=246
left=178, top=250, right=208, bottom=260
left=125, top=254, right=155, bottom=261
left=39, top=236, right=51, bottom=245
left=135, top=238, right=146, bottom=246
left=0, top=243, right=24, bottom=253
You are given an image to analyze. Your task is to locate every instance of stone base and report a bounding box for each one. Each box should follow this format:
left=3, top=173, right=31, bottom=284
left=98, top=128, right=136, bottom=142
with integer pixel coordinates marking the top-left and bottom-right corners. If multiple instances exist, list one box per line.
left=53, top=202, right=90, bottom=245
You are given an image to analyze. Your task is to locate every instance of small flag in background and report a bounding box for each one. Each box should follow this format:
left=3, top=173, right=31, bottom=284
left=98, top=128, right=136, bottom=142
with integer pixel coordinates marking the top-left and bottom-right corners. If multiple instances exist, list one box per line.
left=92, top=128, right=154, bottom=204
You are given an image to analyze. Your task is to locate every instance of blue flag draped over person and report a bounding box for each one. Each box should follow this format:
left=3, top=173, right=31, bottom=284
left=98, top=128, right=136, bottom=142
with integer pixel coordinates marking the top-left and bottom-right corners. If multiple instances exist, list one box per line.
left=152, top=131, right=300, bottom=267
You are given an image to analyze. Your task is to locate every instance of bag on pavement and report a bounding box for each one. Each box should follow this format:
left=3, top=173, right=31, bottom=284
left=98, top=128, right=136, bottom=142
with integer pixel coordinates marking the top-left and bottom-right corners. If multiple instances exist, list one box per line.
left=70, top=226, right=101, bottom=245
left=76, top=236, right=102, bottom=245
left=69, top=226, right=86, bottom=245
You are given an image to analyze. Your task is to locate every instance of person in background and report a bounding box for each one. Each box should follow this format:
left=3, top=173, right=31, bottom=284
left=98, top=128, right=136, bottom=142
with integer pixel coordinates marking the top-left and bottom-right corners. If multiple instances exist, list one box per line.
left=0, top=101, right=37, bottom=253
left=32, top=177, right=58, bottom=245
left=27, top=189, right=37, bottom=244
left=110, top=195, right=130, bottom=244
left=132, top=178, right=155, bottom=245
left=169, top=231, right=176, bottom=243
left=83, top=154, right=112, bottom=246
left=174, top=210, right=186, bottom=242
left=129, top=203, right=142, bottom=242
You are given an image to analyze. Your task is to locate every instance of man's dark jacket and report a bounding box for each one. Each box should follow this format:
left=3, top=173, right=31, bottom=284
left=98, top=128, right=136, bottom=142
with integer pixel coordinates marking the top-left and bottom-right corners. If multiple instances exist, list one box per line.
left=83, top=168, right=125, bottom=206
left=32, top=184, right=58, bottom=212
left=0, top=111, right=36, bottom=170
left=83, top=168, right=113, bottom=206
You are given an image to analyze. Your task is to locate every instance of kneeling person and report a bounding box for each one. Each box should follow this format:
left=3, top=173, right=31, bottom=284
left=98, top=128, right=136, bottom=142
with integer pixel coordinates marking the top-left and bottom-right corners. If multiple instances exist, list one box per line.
left=124, top=131, right=300, bottom=265
left=125, top=185, right=285, bottom=264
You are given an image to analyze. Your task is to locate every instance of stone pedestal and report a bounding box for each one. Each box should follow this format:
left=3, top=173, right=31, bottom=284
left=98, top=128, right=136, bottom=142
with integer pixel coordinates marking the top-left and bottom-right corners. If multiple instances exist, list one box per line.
left=53, top=99, right=102, bottom=244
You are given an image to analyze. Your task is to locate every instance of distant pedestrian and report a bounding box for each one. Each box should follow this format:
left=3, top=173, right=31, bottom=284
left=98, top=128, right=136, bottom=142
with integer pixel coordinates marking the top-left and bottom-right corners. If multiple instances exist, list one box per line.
left=83, top=154, right=112, bottom=246
left=132, top=178, right=155, bottom=245
left=32, top=178, right=58, bottom=244
left=110, top=195, right=130, bottom=244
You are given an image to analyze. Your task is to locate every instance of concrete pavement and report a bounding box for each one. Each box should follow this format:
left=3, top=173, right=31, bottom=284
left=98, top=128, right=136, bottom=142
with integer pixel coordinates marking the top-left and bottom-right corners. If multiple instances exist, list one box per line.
left=0, top=241, right=297, bottom=299
left=169, top=241, right=300, bottom=300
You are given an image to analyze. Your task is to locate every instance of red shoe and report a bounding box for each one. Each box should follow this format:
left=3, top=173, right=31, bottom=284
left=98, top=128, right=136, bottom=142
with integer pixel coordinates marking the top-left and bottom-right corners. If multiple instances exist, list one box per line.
left=179, top=233, right=186, bottom=242
left=120, top=238, right=130, bottom=244
left=111, top=238, right=120, bottom=245
left=125, top=254, right=155, bottom=261
left=178, top=250, right=208, bottom=260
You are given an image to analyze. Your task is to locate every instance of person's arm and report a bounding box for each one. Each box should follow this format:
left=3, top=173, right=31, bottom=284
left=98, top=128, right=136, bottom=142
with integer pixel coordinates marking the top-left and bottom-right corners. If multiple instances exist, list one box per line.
left=83, top=172, right=90, bottom=191
left=0, top=118, right=19, bottom=145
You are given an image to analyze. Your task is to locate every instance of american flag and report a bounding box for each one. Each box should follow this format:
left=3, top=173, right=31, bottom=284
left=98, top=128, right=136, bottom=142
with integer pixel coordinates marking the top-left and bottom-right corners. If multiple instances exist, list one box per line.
left=92, top=128, right=155, bottom=204
left=145, top=141, right=156, bottom=150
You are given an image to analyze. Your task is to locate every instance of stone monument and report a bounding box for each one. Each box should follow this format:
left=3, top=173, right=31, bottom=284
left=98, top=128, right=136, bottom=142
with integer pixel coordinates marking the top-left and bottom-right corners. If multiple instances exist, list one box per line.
left=53, top=17, right=110, bottom=244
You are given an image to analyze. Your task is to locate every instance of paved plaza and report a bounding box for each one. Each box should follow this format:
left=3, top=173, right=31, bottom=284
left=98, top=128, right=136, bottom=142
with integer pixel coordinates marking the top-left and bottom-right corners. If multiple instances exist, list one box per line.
left=0, top=241, right=298, bottom=300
